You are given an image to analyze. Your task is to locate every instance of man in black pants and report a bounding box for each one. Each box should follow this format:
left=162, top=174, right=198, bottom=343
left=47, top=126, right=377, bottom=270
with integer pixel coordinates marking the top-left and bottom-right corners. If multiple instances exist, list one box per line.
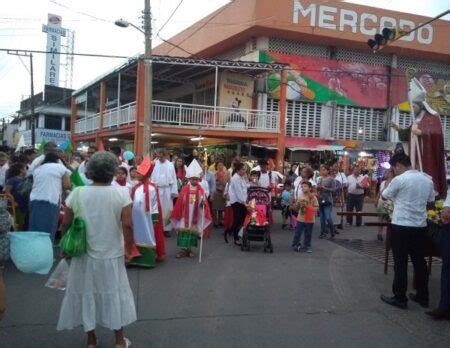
left=228, top=163, right=248, bottom=245
left=346, top=166, right=365, bottom=226
left=380, top=154, right=435, bottom=309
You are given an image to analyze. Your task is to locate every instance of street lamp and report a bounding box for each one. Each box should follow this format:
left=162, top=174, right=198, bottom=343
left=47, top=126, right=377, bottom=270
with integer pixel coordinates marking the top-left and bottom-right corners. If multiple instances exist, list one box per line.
left=115, top=0, right=152, bottom=156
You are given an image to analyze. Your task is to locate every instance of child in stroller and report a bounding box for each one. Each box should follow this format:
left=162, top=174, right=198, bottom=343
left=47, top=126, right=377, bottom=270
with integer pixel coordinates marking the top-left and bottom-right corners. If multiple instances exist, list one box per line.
left=241, top=185, right=273, bottom=253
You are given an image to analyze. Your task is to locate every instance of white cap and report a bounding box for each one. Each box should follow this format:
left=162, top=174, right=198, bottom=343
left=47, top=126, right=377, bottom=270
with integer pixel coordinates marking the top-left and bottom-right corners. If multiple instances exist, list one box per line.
left=409, top=77, right=437, bottom=115
left=186, top=159, right=203, bottom=178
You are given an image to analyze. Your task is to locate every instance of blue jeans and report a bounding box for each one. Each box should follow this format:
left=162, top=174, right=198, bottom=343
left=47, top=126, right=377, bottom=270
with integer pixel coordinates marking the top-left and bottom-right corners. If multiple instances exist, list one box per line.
left=29, top=200, right=60, bottom=242
left=439, top=224, right=450, bottom=310
left=292, top=222, right=314, bottom=249
left=319, top=203, right=334, bottom=235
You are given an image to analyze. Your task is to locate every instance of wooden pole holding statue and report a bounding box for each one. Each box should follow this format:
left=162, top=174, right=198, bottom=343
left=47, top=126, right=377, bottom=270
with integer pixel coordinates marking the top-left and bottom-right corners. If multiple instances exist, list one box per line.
left=198, top=147, right=208, bottom=263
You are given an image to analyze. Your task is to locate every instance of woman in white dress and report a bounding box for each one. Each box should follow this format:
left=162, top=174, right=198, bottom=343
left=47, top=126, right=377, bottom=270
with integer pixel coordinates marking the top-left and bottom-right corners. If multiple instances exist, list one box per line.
left=57, top=152, right=136, bottom=348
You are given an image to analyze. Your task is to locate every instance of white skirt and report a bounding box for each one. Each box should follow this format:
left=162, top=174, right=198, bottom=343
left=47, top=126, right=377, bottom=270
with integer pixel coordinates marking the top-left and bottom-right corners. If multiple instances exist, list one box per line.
left=57, top=255, right=137, bottom=332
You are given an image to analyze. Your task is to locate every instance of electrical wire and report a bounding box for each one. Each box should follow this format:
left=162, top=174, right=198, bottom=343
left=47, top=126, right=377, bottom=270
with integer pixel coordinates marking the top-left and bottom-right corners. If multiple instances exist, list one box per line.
left=155, top=0, right=184, bottom=37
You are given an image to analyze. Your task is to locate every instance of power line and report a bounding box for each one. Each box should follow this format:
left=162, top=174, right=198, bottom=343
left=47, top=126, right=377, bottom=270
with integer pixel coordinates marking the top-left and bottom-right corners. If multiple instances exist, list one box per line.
left=155, top=0, right=184, bottom=37
left=0, top=48, right=129, bottom=59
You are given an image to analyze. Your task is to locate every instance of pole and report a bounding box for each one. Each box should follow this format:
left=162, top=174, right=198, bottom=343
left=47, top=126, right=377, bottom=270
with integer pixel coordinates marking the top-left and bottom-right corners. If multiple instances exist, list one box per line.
left=142, top=0, right=153, bottom=156
left=29, top=53, right=36, bottom=148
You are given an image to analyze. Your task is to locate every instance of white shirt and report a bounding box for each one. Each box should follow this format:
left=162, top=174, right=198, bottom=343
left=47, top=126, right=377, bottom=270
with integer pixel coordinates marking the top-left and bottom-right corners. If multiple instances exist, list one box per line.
left=444, top=188, right=450, bottom=208
left=151, top=160, right=177, bottom=191
left=66, top=186, right=132, bottom=259
left=382, top=169, right=435, bottom=227
left=28, top=154, right=64, bottom=175
left=347, top=174, right=365, bottom=195
left=335, top=172, right=348, bottom=187
left=200, top=178, right=210, bottom=198
left=229, top=173, right=247, bottom=204
left=0, top=162, right=9, bottom=187
left=30, top=163, right=70, bottom=205
left=293, top=177, right=316, bottom=201
left=258, top=171, right=277, bottom=189
left=78, top=160, right=87, bottom=175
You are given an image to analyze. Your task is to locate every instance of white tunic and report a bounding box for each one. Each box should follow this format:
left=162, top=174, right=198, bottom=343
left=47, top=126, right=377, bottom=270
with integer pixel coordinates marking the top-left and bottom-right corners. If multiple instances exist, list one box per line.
left=131, top=185, right=158, bottom=246
left=151, top=160, right=178, bottom=231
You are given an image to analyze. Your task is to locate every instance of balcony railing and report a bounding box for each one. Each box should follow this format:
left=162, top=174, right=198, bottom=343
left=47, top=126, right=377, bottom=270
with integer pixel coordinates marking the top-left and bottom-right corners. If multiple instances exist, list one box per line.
left=74, top=100, right=279, bottom=134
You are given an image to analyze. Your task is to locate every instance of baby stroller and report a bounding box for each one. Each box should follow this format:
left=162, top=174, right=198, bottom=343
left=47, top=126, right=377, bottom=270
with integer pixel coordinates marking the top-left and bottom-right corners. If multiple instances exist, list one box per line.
left=241, top=186, right=273, bottom=253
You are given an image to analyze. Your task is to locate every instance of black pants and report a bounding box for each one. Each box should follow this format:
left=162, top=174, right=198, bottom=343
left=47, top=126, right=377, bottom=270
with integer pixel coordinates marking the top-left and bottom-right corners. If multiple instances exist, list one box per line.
left=391, top=224, right=429, bottom=302
left=346, top=194, right=364, bottom=226
left=231, top=202, right=246, bottom=242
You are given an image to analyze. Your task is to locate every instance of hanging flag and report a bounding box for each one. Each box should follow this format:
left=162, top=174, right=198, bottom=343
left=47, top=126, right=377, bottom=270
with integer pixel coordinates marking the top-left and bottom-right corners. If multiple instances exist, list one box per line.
left=58, top=140, right=73, bottom=153
left=37, top=140, right=48, bottom=155
left=70, top=169, right=85, bottom=187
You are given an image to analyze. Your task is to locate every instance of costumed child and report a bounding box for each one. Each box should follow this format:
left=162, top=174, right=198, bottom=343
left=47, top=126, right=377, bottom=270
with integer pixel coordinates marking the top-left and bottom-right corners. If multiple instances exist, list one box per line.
left=171, top=159, right=212, bottom=259
left=113, top=166, right=132, bottom=194
left=129, top=156, right=166, bottom=267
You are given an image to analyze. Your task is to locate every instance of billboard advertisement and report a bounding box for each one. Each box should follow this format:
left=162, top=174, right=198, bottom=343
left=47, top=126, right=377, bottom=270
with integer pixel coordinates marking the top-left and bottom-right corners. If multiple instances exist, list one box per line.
left=219, top=71, right=255, bottom=109
left=261, top=51, right=389, bottom=108
left=42, top=14, right=66, bottom=87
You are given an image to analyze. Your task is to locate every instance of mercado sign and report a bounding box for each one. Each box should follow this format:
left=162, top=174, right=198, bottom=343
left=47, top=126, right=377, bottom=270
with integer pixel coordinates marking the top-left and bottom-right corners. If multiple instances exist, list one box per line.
left=292, top=0, right=433, bottom=45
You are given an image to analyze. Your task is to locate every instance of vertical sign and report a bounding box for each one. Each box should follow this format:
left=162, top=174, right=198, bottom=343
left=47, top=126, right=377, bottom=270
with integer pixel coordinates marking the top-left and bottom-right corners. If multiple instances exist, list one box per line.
left=42, top=14, right=66, bottom=87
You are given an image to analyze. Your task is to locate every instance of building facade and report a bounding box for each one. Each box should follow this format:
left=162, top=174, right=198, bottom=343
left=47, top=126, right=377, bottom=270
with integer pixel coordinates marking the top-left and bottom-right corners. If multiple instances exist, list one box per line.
left=71, top=0, right=450, bottom=166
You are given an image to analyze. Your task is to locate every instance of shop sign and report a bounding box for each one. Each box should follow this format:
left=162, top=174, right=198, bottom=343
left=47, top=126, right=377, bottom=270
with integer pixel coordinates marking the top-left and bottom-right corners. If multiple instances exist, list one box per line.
left=293, top=0, right=434, bottom=45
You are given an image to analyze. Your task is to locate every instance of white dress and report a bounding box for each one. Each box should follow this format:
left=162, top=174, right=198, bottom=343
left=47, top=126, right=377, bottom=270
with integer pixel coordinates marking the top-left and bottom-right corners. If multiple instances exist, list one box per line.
left=57, top=186, right=137, bottom=332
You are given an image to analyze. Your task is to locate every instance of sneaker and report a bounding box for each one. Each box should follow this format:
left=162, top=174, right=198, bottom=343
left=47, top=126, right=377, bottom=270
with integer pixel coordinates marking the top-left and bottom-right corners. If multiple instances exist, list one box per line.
left=319, top=233, right=326, bottom=239
left=306, top=248, right=312, bottom=253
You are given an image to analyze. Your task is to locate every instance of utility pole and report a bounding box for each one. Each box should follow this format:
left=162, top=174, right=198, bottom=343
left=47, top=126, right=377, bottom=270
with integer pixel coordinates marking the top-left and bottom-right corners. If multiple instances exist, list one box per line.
left=30, top=53, right=36, bottom=147
left=143, top=0, right=153, bottom=156
left=7, top=50, right=36, bottom=148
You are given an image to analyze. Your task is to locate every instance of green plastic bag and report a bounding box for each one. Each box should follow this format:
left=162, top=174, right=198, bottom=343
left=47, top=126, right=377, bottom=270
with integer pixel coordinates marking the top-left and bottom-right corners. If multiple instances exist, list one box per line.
left=59, top=188, right=87, bottom=257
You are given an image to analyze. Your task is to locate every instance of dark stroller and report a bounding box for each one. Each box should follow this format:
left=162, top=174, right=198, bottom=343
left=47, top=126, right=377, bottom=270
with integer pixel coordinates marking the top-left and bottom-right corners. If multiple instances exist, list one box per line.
left=241, top=186, right=273, bottom=253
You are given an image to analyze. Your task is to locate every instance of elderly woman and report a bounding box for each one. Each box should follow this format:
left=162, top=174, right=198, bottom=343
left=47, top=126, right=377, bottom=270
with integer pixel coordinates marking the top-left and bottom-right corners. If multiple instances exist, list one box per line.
left=57, top=152, right=136, bottom=348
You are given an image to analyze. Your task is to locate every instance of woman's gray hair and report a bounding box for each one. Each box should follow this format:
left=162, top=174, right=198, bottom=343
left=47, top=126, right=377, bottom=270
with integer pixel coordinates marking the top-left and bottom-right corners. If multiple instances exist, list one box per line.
left=86, top=152, right=118, bottom=183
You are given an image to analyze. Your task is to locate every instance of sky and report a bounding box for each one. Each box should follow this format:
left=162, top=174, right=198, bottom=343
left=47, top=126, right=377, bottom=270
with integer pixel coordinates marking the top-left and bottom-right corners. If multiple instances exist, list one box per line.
left=0, top=0, right=448, bottom=118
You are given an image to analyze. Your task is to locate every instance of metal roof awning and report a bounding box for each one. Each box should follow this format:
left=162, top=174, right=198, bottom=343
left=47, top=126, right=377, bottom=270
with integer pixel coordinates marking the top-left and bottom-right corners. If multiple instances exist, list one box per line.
left=73, top=54, right=286, bottom=96
left=359, top=141, right=397, bottom=151
left=251, top=144, right=279, bottom=151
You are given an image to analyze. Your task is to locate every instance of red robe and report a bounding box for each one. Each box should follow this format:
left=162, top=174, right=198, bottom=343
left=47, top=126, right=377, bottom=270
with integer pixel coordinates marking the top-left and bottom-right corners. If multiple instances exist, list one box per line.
left=406, top=112, right=447, bottom=198
left=171, top=183, right=212, bottom=233
left=150, top=183, right=166, bottom=261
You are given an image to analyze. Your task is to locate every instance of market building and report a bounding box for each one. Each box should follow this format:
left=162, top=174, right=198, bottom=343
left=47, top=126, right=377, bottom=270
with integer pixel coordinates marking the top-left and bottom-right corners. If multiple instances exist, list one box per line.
left=71, top=0, right=450, bottom=168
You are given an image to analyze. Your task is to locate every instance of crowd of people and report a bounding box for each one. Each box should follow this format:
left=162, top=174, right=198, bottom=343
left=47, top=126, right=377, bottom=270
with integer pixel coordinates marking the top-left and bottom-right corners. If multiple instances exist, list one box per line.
left=0, top=142, right=449, bottom=346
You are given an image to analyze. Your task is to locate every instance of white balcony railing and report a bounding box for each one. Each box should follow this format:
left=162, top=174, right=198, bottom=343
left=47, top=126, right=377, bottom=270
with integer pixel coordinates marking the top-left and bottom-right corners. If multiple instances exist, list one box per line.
left=152, top=100, right=279, bottom=132
left=74, top=100, right=279, bottom=134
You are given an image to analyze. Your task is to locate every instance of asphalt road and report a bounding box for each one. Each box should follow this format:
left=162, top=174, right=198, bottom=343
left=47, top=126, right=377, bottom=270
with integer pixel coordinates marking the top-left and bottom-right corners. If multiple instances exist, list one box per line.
left=1, top=211, right=449, bottom=348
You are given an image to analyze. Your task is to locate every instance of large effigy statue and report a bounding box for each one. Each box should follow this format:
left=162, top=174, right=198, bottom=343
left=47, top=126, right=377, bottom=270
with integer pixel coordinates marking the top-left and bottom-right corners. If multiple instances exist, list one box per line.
left=391, top=72, right=447, bottom=198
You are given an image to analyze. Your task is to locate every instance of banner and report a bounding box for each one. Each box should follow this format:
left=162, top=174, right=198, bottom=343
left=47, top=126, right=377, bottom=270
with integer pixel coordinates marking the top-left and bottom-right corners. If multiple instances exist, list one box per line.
left=42, top=14, right=66, bottom=87
left=219, top=71, right=254, bottom=109
left=261, top=51, right=389, bottom=108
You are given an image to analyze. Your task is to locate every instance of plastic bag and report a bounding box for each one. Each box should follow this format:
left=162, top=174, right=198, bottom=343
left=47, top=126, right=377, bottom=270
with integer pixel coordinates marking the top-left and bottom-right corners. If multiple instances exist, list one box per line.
left=59, top=217, right=87, bottom=257
left=8, top=232, right=54, bottom=275
left=45, top=259, right=70, bottom=291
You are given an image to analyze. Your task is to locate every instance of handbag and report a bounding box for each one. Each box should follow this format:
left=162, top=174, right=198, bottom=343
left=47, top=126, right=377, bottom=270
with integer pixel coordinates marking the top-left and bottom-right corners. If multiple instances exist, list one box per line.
left=59, top=188, right=87, bottom=257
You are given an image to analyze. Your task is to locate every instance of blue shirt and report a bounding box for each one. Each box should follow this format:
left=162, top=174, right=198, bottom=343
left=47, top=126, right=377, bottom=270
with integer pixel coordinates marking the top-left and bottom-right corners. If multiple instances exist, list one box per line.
left=281, top=189, right=292, bottom=206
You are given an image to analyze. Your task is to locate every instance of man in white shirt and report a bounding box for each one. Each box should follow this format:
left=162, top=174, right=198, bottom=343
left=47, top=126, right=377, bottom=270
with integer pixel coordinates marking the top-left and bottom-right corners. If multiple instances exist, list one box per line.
left=228, top=162, right=248, bottom=245
left=0, top=152, right=9, bottom=191
left=151, top=148, right=178, bottom=237
left=380, top=153, right=435, bottom=310
left=346, top=166, right=366, bottom=226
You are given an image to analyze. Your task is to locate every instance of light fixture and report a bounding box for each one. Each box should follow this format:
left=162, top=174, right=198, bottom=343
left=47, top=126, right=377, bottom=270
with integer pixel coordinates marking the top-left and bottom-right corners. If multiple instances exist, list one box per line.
left=151, top=133, right=158, bottom=137
left=358, top=151, right=368, bottom=157
left=150, top=141, right=159, bottom=144
left=357, top=128, right=363, bottom=134
left=114, top=19, right=129, bottom=28
left=190, top=136, right=205, bottom=141
left=344, top=151, right=348, bottom=156
left=109, top=138, right=118, bottom=142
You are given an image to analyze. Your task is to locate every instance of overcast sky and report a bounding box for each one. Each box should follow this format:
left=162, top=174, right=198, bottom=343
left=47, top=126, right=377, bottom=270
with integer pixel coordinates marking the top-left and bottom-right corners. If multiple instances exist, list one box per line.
left=0, top=0, right=448, bottom=118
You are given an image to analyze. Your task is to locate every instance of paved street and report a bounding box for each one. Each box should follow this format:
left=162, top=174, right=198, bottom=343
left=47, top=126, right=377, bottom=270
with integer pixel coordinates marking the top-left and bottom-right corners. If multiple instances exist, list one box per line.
left=1, top=210, right=449, bottom=348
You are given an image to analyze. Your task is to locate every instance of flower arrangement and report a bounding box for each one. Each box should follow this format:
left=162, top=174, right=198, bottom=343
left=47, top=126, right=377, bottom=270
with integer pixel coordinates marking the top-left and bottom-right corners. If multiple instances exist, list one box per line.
left=381, top=200, right=394, bottom=222
left=427, top=199, right=445, bottom=226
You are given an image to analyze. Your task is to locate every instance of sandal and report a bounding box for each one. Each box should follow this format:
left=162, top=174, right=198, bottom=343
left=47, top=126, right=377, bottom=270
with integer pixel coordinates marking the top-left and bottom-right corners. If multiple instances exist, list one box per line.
left=87, top=338, right=99, bottom=348
left=176, top=250, right=187, bottom=258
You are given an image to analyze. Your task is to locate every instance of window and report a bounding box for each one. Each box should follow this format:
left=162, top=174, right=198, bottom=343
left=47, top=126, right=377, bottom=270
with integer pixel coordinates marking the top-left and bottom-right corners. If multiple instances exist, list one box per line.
left=334, top=106, right=385, bottom=141
left=45, top=115, right=62, bottom=130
